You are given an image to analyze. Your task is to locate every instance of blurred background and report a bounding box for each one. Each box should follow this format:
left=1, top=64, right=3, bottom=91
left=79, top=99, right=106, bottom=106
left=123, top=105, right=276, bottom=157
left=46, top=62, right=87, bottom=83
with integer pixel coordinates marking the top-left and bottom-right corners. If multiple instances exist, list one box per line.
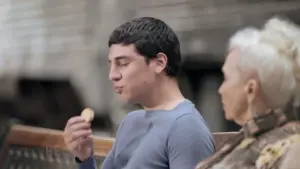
left=0, top=0, right=300, bottom=136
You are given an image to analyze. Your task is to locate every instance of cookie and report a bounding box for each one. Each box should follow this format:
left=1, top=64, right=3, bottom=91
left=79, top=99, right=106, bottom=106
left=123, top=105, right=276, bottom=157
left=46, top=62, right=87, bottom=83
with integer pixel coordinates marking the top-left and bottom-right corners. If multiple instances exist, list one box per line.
left=81, top=108, right=94, bottom=123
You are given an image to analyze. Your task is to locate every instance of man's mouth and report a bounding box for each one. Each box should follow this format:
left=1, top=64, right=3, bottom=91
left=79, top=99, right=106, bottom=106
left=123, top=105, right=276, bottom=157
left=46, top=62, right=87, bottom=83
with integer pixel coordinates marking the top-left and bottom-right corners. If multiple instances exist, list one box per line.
left=115, top=87, right=123, bottom=93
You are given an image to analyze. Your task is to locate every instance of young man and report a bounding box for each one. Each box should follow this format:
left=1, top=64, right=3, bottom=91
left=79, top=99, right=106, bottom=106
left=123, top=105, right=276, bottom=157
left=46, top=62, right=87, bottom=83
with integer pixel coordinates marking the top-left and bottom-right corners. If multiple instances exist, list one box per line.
left=63, top=17, right=214, bottom=169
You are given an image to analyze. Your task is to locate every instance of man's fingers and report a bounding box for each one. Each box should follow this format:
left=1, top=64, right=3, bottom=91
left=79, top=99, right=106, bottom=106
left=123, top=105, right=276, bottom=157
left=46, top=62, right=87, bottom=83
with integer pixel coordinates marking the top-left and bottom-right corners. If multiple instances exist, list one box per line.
left=68, top=136, right=92, bottom=151
left=69, top=140, right=81, bottom=152
left=65, top=116, right=86, bottom=129
left=70, top=122, right=91, bottom=132
left=78, top=136, right=93, bottom=146
left=66, top=129, right=92, bottom=143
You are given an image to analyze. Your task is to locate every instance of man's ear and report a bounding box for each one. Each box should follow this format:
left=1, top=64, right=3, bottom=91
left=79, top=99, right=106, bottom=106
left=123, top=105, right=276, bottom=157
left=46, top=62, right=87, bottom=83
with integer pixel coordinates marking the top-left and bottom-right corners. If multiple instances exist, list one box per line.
left=155, top=52, right=168, bottom=74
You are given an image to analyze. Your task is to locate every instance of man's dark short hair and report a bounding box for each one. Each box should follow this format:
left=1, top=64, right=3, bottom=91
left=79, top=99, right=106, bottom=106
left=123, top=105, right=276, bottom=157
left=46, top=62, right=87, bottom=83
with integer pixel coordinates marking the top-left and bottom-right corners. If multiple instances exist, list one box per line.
left=108, top=17, right=181, bottom=77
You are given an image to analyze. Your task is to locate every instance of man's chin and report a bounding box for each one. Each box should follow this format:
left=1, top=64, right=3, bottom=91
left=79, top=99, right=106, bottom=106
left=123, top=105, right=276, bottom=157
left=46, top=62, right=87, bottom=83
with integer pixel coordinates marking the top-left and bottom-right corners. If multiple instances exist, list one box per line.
left=118, top=94, right=136, bottom=104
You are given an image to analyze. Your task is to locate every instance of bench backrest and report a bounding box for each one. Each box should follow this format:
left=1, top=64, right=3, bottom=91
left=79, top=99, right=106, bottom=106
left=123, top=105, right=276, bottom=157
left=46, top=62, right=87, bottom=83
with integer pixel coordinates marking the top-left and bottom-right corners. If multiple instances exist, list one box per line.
left=0, top=124, right=238, bottom=168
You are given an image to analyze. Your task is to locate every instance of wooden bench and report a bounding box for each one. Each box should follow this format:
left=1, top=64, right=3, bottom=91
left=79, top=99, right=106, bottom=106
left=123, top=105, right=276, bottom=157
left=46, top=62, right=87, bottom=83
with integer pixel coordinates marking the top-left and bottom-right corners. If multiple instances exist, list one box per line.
left=0, top=124, right=238, bottom=169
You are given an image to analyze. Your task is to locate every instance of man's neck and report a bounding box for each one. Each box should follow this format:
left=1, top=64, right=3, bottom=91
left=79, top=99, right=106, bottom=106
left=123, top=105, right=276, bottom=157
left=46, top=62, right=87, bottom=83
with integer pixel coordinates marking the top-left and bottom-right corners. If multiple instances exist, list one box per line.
left=140, top=77, right=184, bottom=111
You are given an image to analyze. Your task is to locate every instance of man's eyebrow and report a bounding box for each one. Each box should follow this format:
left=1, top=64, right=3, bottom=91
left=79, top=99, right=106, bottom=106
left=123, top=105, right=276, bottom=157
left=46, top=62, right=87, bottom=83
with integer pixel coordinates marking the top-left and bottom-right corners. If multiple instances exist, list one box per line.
left=108, top=56, right=129, bottom=62
left=115, top=56, right=129, bottom=60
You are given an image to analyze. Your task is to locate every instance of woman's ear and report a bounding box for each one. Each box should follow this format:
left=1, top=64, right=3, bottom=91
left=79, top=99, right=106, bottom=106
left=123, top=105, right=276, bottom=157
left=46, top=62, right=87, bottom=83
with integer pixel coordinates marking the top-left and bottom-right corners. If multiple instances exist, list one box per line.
left=244, top=79, right=259, bottom=114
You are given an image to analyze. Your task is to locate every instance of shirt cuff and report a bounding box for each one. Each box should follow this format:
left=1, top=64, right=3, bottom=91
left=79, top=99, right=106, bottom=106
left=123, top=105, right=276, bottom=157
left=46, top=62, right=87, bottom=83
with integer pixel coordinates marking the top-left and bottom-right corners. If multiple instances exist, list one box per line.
left=75, top=156, right=97, bottom=169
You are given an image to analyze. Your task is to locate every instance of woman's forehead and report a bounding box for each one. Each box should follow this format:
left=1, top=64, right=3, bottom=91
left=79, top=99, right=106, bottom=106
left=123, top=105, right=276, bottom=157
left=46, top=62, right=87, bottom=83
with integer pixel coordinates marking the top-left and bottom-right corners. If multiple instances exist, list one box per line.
left=223, top=50, right=240, bottom=73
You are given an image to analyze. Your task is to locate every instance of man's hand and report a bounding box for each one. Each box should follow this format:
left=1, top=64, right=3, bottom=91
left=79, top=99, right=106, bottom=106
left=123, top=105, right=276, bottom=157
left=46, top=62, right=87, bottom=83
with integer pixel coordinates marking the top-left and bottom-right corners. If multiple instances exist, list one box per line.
left=63, top=116, right=93, bottom=161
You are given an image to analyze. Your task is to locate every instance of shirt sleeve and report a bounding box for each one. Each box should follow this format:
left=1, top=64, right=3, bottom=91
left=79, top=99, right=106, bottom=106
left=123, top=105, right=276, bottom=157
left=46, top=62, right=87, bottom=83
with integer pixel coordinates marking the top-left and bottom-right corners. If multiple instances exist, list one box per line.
left=76, top=155, right=98, bottom=169
left=76, top=138, right=117, bottom=169
left=167, top=114, right=215, bottom=169
left=100, top=141, right=116, bottom=169
left=77, top=121, right=125, bottom=169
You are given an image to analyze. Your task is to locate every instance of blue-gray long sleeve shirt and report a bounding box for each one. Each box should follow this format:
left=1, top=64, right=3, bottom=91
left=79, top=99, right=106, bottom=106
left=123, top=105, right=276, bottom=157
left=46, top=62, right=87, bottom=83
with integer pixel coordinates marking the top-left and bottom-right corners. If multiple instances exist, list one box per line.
left=77, top=99, right=215, bottom=169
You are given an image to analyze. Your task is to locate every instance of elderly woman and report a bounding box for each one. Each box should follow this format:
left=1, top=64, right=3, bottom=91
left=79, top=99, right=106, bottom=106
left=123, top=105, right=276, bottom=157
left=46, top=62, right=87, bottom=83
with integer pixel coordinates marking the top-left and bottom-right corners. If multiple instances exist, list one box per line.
left=196, top=17, right=300, bottom=169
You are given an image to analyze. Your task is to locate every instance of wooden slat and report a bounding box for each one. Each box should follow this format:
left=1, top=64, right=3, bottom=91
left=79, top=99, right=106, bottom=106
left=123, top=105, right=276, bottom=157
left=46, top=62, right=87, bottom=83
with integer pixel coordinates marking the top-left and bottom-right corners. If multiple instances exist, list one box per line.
left=6, top=124, right=114, bottom=157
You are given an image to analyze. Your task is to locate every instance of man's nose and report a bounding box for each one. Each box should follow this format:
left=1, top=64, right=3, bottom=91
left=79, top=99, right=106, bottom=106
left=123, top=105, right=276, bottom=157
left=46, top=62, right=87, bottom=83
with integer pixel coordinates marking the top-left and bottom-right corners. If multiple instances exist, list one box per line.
left=109, top=68, right=122, bottom=81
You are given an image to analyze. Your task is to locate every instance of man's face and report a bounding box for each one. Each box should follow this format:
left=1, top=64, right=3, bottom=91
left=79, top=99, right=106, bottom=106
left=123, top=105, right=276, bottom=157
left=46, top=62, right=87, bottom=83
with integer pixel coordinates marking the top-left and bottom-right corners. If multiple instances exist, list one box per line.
left=108, top=44, right=157, bottom=103
left=218, top=49, right=248, bottom=123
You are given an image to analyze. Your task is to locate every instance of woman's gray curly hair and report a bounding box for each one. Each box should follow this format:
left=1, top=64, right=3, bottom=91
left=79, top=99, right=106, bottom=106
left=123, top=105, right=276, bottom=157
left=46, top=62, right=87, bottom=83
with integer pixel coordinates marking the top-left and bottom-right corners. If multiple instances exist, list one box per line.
left=228, top=17, right=300, bottom=110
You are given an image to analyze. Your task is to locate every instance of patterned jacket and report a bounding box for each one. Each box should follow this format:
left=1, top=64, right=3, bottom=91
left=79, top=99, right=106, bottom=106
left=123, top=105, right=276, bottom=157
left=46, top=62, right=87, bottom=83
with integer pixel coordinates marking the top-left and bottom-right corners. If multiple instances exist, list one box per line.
left=196, top=110, right=300, bottom=169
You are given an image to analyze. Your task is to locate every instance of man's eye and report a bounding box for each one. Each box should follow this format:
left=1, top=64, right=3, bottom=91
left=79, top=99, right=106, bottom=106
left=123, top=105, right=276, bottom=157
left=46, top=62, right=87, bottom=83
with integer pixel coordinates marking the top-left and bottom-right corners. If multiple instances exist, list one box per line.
left=119, top=62, right=129, bottom=67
